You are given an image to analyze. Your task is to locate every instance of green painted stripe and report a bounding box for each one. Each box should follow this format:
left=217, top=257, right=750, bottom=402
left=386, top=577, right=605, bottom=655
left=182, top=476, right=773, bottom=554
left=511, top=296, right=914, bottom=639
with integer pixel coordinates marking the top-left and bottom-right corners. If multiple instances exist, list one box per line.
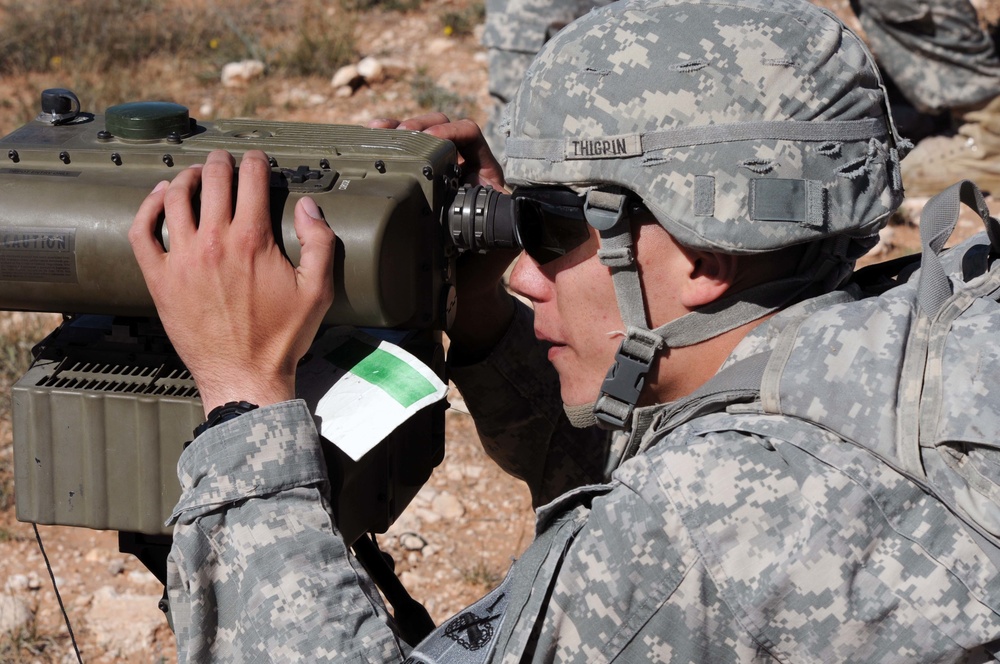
left=325, top=337, right=436, bottom=407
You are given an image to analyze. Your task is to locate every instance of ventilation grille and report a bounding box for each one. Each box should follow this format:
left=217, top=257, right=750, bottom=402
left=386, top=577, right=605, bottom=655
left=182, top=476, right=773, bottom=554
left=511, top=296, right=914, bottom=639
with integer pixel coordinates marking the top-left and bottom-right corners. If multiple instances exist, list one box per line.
left=35, top=359, right=198, bottom=398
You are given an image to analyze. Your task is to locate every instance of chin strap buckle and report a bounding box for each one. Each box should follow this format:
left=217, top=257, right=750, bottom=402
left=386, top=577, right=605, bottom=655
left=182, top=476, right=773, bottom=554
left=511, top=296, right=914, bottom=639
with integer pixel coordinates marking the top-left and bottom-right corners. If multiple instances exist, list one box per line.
left=594, top=328, right=662, bottom=430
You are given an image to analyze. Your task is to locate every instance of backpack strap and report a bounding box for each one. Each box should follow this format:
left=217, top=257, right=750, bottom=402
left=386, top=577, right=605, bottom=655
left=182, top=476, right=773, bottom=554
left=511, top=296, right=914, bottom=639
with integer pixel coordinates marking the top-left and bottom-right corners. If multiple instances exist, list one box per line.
left=916, top=180, right=1000, bottom=318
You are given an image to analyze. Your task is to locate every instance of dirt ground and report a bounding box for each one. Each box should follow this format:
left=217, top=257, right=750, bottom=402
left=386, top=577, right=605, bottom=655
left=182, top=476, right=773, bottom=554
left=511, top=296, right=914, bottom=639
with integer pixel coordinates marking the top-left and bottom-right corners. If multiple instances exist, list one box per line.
left=0, top=0, right=996, bottom=661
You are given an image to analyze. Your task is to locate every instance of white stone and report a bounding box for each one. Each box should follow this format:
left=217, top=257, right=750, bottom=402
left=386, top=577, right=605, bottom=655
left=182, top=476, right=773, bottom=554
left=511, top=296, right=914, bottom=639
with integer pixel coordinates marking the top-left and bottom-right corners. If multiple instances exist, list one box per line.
left=331, top=64, right=361, bottom=89
left=199, top=102, right=215, bottom=118
left=221, top=60, right=266, bottom=88
left=432, top=492, right=465, bottom=519
left=334, top=85, right=355, bottom=99
left=0, top=594, right=32, bottom=635
left=399, top=532, right=427, bottom=552
left=427, top=38, right=453, bottom=55
left=357, top=56, right=385, bottom=84
left=5, top=574, right=29, bottom=592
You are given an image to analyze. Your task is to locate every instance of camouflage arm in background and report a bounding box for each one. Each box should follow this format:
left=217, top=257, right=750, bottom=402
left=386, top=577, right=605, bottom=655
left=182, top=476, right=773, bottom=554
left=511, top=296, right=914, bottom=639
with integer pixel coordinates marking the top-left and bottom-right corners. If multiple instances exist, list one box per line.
left=480, top=0, right=612, bottom=154
left=449, top=300, right=610, bottom=507
left=851, top=0, right=1000, bottom=113
left=165, top=401, right=409, bottom=664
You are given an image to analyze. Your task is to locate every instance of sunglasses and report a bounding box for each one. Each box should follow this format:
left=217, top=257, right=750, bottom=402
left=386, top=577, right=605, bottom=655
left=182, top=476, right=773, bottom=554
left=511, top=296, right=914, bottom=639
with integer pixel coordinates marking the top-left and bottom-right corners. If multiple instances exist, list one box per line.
left=512, top=187, right=646, bottom=265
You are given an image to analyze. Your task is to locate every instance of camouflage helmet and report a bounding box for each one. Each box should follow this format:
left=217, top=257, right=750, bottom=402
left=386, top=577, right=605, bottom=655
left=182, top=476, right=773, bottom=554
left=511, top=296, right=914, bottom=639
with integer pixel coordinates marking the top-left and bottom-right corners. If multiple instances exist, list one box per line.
left=502, top=0, right=906, bottom=258
left=499, top=0, right=908, bottom=430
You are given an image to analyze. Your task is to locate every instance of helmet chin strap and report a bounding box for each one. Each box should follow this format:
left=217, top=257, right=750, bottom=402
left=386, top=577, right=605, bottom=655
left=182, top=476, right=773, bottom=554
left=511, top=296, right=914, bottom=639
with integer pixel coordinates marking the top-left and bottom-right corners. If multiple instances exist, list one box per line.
left=577, top=190, right=852, bottom=431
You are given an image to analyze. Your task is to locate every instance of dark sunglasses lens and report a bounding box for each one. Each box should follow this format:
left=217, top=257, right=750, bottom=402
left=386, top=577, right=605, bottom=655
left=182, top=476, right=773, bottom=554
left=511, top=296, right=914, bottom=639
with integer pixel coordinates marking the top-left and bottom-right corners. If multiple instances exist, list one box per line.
left=516, top=198, right=591, bottom=264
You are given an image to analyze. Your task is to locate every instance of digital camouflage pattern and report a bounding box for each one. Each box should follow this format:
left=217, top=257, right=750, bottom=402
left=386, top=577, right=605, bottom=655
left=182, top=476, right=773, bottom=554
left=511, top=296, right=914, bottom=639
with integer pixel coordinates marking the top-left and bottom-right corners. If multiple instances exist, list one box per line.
left=851, top=0, right=1000, bottom=114
left=164, top=0, right=1000, bottom=661
left=166, top=277, right=1000, bottom=661
left=501, top=0, right=904, bottom=257
left=481, top=0, right=611, bottom=155
left=484, top=0, right=1000, bottom=150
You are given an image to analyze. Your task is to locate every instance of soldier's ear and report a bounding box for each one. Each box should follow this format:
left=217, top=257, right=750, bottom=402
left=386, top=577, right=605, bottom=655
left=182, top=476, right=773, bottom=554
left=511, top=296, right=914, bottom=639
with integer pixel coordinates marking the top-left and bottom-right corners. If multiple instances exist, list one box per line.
left=678, top=247, right=738, bottom=309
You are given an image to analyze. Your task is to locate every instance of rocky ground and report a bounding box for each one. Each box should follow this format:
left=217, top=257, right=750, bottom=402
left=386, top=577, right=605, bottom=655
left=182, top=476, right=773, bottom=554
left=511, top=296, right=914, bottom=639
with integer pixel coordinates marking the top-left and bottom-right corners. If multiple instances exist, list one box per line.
left=0, top=0, right=997, bottom=661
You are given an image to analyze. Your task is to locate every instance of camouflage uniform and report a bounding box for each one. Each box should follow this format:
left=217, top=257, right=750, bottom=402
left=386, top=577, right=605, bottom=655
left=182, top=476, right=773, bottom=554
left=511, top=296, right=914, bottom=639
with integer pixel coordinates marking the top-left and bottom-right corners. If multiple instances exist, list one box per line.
left=166, top=1, right=1000, bottom=661
left=167, top=296, right=1000, bottom=662
left=851, top=0, right=1000, bottom=115
left=483, top=0, right=1000, bottom=151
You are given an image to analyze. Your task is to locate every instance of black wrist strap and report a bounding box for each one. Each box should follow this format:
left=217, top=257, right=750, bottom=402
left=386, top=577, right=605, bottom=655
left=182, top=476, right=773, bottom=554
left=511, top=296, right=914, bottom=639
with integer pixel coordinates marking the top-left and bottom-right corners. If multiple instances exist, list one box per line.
left=193, top=401, right=259, bottom=438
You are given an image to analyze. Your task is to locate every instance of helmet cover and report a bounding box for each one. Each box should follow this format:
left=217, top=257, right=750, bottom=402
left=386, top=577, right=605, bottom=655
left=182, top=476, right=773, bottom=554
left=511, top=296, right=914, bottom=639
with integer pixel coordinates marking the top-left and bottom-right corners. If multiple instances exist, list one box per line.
left=502, top=0, right=905, bottom=258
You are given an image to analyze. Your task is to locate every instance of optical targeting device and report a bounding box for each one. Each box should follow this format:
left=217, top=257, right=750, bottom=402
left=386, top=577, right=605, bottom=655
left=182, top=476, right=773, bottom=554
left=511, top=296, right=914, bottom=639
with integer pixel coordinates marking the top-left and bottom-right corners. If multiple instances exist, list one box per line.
left=0, top=90, right=532, bottom=593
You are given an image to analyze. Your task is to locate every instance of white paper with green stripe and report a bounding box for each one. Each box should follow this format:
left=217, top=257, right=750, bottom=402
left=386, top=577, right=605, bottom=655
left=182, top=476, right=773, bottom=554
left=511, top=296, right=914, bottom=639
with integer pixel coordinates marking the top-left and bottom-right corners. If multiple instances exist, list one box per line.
left=296, top=327, right=448, bottom=461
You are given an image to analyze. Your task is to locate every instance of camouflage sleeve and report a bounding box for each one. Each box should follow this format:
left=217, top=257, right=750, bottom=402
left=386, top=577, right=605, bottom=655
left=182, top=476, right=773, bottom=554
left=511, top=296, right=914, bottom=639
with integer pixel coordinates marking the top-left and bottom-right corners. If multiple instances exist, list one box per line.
left=165, top=400, right=409, bottom=664
left=449, top=301, right=610, bottom=507
left=851, top=0, right=1000, bottom=113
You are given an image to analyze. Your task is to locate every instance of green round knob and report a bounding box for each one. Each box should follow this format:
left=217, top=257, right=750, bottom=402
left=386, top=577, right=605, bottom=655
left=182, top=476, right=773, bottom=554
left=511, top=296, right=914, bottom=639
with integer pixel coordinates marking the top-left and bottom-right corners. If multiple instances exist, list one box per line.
left=105, top=101, right=190, bottom=140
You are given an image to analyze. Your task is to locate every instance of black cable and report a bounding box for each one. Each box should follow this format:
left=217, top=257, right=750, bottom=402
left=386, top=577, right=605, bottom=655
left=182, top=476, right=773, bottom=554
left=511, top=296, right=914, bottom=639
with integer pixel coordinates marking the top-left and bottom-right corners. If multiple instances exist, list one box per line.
left=33, top=523, right=83, bottom=663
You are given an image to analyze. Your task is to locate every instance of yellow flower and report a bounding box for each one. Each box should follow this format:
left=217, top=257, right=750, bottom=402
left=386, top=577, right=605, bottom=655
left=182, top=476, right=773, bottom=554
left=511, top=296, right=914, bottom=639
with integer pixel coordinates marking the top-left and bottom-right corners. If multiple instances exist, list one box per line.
left=443, top=25, right=453, bottom=36
left=209, top=38, right=220, bottom=49
left=49, top=55, right=63, bottom=68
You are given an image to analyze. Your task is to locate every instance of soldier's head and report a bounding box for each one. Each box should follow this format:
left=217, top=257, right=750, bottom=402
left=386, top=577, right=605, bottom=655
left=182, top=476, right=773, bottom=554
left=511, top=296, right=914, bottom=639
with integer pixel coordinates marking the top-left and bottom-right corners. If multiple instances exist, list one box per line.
left=501, top=0, right=907, bottom=428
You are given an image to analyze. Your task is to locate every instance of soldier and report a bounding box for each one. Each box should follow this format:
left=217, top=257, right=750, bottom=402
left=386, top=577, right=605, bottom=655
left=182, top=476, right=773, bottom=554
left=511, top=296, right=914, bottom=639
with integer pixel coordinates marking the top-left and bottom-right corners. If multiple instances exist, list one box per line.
left=129, top=0, right=1000, bottom=661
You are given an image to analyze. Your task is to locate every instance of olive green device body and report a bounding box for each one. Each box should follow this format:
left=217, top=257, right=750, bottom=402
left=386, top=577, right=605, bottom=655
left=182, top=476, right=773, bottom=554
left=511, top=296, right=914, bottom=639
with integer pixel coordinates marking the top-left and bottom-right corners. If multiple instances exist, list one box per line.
left=0, top=109, right=458, bottom=329
left=1, top=101, right=457, bottom=547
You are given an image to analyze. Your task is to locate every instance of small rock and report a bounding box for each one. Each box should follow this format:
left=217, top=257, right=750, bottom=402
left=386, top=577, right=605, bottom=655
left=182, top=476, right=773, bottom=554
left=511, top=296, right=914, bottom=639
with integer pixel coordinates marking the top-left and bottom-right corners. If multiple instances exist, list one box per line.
left=5, top=574, right=29, bottom=592
left=86, top=547, right=108, bottom=563
left=199, top=102, right=215, bottom=117
left=357, top=56, right=385, bottom=84
left=413, top=506, right=442, bottom=524
left=107, top=559, right=125, bottom=576
left=0, top=594, right=33, bottom=635
left=432, top=492, right=465, bottom=519
left=127, top=570, right=155, bottom=585
left=334, top=85, right=354, bottom=98
left=399, top=532, right=427, bottom=552
left=26, top=572, right=41, bottom=590
left=331, top=64, right=361, bottom=89
left=427, top=38, right=454, bottom=55
left=221, top=60, right=266, bottom=88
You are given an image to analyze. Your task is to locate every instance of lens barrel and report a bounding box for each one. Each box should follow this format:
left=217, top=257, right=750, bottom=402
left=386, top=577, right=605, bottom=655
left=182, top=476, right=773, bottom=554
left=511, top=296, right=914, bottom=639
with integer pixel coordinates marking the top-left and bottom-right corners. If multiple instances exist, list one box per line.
left=445, top=184, right=521, bottom=253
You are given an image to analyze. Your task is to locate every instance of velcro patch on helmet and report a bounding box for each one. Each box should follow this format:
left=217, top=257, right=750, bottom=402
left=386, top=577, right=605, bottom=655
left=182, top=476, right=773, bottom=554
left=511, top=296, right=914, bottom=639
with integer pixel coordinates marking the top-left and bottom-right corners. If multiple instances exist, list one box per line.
left=750, top=178, right=825, bottom=228
left=565, top=134, right=642, bottom=160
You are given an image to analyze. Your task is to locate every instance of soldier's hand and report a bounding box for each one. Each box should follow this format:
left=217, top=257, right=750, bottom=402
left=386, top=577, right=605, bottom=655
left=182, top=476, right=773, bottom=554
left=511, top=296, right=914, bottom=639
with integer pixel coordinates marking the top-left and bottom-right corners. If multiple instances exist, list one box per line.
left=369, top=114, right=517, bottom=361
left=129, top=149, right=336, bottom=415
left=368, top=114, right=505, bottom=191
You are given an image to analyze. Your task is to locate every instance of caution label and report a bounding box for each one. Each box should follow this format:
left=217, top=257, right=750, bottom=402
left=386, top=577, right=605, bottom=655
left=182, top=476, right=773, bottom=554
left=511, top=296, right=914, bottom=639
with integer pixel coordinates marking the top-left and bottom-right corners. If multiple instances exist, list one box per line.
left=0, top=227, right=77, bottom=282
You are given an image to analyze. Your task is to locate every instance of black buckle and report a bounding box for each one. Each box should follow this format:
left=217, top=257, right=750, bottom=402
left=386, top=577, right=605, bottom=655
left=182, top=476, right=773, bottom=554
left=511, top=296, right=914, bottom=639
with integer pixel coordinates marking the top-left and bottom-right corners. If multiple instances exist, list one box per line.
left=595, top=340, right=655, bottom=429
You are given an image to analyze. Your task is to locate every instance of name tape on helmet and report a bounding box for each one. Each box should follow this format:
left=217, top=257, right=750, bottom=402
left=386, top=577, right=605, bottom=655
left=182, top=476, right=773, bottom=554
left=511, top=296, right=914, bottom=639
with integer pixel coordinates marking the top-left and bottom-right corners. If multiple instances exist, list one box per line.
left=566, top=134, right=642, bottom=160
